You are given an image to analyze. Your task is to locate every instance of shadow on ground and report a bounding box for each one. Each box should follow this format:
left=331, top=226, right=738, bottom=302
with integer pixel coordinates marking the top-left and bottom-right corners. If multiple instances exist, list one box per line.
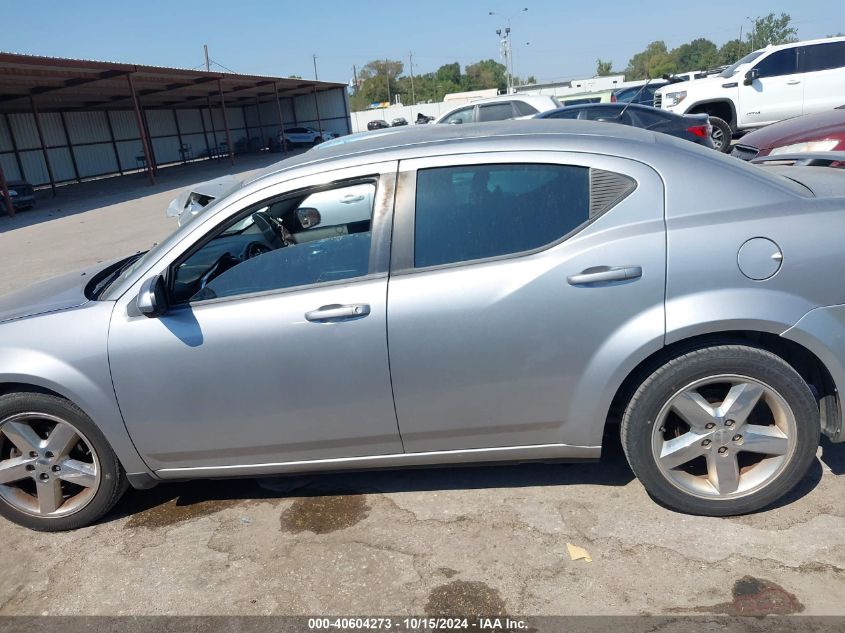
left=106, top=433, right=845, bottom=527
left=107, top=434, right=637, bottom=526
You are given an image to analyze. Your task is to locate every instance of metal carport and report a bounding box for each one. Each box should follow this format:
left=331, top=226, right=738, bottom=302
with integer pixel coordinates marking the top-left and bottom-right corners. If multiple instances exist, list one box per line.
left=0, top=52, right=350, bottom=216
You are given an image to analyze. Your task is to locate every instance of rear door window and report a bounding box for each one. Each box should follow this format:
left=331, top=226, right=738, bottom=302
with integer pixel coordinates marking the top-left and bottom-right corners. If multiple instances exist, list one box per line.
left=799, top=41, right=845, bottom=72
left=477, top=103, right=517, bottom=122
left=513, top=100, right=540, bottom=116
left=414, top=164, right=590, bottom=267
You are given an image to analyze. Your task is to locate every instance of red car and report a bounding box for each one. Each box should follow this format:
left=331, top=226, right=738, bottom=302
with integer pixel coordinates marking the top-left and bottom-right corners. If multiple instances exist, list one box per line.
left=732, top=105, right=845, bottom=165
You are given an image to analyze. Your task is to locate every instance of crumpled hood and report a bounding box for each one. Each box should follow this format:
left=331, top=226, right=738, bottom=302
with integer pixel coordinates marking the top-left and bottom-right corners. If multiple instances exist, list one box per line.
left=0, top=261, right=111, bottom=324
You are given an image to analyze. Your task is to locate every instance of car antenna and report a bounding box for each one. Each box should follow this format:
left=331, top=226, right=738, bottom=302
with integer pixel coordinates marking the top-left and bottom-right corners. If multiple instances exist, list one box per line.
left=618, top=76, right=652, bottom=120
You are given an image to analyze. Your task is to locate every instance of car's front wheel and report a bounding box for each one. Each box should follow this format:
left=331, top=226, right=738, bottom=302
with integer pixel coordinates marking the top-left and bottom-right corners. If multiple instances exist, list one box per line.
left=0, top=392, right=127, bottom=531
left=621, top=344, right=819, bottom=516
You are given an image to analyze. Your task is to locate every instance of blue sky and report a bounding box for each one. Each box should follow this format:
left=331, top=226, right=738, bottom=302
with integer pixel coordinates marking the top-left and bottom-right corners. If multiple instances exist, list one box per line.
left=1, top=1, right=840, bottom=84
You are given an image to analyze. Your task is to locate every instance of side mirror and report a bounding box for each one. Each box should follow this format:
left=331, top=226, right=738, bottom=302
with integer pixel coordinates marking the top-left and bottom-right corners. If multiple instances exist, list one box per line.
left=136, top=275, right=169, bottom=318
left=744, top=69, right=759, bottom=86
left=296, top=207, right=322, bottom=229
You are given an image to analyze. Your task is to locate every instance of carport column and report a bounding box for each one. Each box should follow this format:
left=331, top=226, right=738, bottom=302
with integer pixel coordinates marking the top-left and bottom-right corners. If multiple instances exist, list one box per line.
left=217, top=78, right=235, bottom=166
left=0, top=158, right=14, bottom=217
left=254, top=96, right=266, bottom=149
left=312, top=86, right=323, bottom=136
left=127, top=73, right=156, bottom=185
left=273, top=82, right=288, bottom=155
left=29, top=95, right=57, bottom=197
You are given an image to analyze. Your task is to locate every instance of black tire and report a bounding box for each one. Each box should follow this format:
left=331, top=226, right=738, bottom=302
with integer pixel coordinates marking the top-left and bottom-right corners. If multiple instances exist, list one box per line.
left=0, top=392, right=127, bottom=531
left=313, top=136, right=323, bottom=145
left=708, top=116, right=733, bottom=153
left=621, top=344, right=819, bottom=516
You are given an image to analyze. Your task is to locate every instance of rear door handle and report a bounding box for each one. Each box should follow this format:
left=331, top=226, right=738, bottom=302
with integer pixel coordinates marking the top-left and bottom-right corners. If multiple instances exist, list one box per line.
left=786, top=80, right=801, bottom=85
left=305, top=303, right=370, bottom=322
left=567, top=266, right=642, bottom=286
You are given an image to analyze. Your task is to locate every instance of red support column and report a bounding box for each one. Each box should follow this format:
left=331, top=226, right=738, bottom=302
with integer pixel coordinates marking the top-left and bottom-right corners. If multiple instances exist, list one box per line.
left=312, top=86, right=323, bottom=138
left=127, top=73, right=155, bottom=185
left=273, top=82, right=288, bottom=155
left=29, top=95, right=57, bottom=196
left=0, top=157, right=14, bottom=217
left=217, top=78, right=235, bottom=166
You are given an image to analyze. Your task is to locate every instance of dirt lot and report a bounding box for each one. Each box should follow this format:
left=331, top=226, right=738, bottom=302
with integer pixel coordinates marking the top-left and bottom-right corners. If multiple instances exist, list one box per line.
left=1, top=155, right=844, bottom=617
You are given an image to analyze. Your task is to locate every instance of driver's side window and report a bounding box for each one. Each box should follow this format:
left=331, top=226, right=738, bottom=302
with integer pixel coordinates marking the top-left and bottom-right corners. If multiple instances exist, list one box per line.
left=171, top=180, right=377, bottom=303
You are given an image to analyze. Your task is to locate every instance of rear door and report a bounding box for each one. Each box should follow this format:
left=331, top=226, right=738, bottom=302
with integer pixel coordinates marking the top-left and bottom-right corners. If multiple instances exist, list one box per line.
left=387, top=151, right=666, bottom=452
left=799, top=40, right=845, bottom=114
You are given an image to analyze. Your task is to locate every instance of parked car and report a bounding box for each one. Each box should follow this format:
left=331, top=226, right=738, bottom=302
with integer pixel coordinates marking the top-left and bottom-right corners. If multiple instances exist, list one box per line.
left=280, top=127, right=335, bottom=146
left=434, top=94, right=560, bottom=124
left=732, top=105, right=845, bottom=164
left=611, top=81, right=669, bottom=107
left=535, top=103, right=714, bottom=148
left=654, top=36, right=845, bottom=153
left=367, top=119, right=390, bottom=131
left=391, top=117, right=408, bottom=127
left=2, top=120, right=845, bottom=531
left=0, top=180, right=36, bottom=211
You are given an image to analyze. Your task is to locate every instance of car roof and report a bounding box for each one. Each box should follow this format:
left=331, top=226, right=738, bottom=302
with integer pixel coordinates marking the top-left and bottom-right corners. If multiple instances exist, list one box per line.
left=247, top=119, right=657, bottom=184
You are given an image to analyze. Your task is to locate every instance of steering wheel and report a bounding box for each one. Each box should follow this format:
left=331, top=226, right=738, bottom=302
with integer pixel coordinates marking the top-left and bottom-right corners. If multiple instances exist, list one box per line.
left=244, top=241, right=272, bottom=259
left=253, top=211, right=295, bottom=247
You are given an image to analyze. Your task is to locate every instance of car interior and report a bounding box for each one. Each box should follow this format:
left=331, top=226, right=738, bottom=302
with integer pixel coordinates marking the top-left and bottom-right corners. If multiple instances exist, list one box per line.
left=170, top=183, right=376, bottom=304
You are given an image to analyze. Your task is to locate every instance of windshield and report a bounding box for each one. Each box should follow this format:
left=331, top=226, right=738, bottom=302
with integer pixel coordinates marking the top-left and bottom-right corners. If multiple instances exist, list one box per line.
left=720, top=50, right=765, bottom=77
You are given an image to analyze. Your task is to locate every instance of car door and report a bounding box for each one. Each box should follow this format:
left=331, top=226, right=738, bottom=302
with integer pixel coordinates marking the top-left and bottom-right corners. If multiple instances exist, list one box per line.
left=387, top=152, right=666, bottom=452
left=108, top=162, right=403, bottom=474
left=739, top=47, right=803, bottom=126
left=799, top=40, right=845, bottom=115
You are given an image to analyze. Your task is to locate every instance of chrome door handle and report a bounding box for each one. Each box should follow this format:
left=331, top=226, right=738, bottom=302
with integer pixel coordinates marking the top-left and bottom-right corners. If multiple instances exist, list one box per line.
left=305, top=303, right=370, bottom=322
left=567, top=266, right=642, bottom=286
left=786, top=80, right=801, bottom=85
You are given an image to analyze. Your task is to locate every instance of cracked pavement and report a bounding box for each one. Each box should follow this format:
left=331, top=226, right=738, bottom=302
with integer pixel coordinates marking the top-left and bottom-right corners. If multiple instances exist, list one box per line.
left=1, top=156, right=844, bottom=616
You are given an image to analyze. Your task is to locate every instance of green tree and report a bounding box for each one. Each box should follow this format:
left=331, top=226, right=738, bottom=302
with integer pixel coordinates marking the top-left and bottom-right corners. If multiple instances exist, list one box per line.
left=747, top=13, right=798, bottom=48
left=463, top=59, right=508, bottom=92
left=351, top=59, right=404, bottom=109
left=596, top=59, right=614, bottom=76
left=672, top=38, right=719, bottom=72
left=625, top=41, right=676, bottom=80
left=435, top=62, right=461, bottom=85
left=718, top=39, right=750, bottom=65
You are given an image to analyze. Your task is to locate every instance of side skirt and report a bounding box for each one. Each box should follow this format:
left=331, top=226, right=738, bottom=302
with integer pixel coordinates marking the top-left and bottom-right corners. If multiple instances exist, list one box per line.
left=154, top=443, right=601, bottom=480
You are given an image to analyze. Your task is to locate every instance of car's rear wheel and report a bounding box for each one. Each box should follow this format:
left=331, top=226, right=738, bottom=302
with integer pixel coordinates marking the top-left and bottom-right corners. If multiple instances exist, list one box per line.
left=0, top=392, right=127, bottom=531
left=708, top=116, right=733, bottom=153
left=313, top=136, right=323, bottom=145
left=621, top=344, right=819, bottom=515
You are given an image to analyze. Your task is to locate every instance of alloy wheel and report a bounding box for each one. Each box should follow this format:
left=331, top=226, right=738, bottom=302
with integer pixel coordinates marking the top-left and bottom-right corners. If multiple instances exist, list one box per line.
left=0, top=412, right=101, bottom=517
left=651, top=375, right=797, bottom=499
left=711, top=127, right=724, bottom=150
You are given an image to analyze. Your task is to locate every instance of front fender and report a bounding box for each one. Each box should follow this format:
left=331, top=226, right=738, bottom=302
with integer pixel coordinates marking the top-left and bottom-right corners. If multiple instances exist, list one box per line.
left=0, top=302, right=152, bottom=476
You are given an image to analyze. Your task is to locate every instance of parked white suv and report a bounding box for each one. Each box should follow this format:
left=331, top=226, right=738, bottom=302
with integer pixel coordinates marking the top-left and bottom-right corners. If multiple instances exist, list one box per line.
left=434, top=95, right=561, bottom=124
left=655, top=36, right=845, bottom=152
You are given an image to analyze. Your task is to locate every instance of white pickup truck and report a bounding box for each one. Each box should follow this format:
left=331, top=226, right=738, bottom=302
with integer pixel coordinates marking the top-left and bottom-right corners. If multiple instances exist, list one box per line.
left=655, top=36, right=845, bottom=152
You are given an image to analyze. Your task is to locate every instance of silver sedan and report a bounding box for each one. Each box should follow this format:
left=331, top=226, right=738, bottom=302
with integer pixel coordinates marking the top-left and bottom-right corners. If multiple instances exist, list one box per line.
left=1, top=120, right=844, bottom=531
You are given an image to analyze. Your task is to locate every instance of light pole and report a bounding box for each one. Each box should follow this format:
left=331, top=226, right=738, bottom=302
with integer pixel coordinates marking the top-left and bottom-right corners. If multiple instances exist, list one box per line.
left=489, top=7, right=528, bottom=93
left=746, top=16, right=756, bottom=51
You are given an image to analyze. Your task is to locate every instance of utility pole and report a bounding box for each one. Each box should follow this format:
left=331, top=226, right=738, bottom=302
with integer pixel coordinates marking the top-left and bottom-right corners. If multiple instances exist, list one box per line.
left=385, top=59, right=391, bottom=105
left=490, top=8, right=527, bottom=94
left=312, top=54, right=319, bottom=81
left=204, top=44, right=210, bottom=71
left=352, top=64, right=359, bottom=95
left=409, top=52, right=416, bottom=105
